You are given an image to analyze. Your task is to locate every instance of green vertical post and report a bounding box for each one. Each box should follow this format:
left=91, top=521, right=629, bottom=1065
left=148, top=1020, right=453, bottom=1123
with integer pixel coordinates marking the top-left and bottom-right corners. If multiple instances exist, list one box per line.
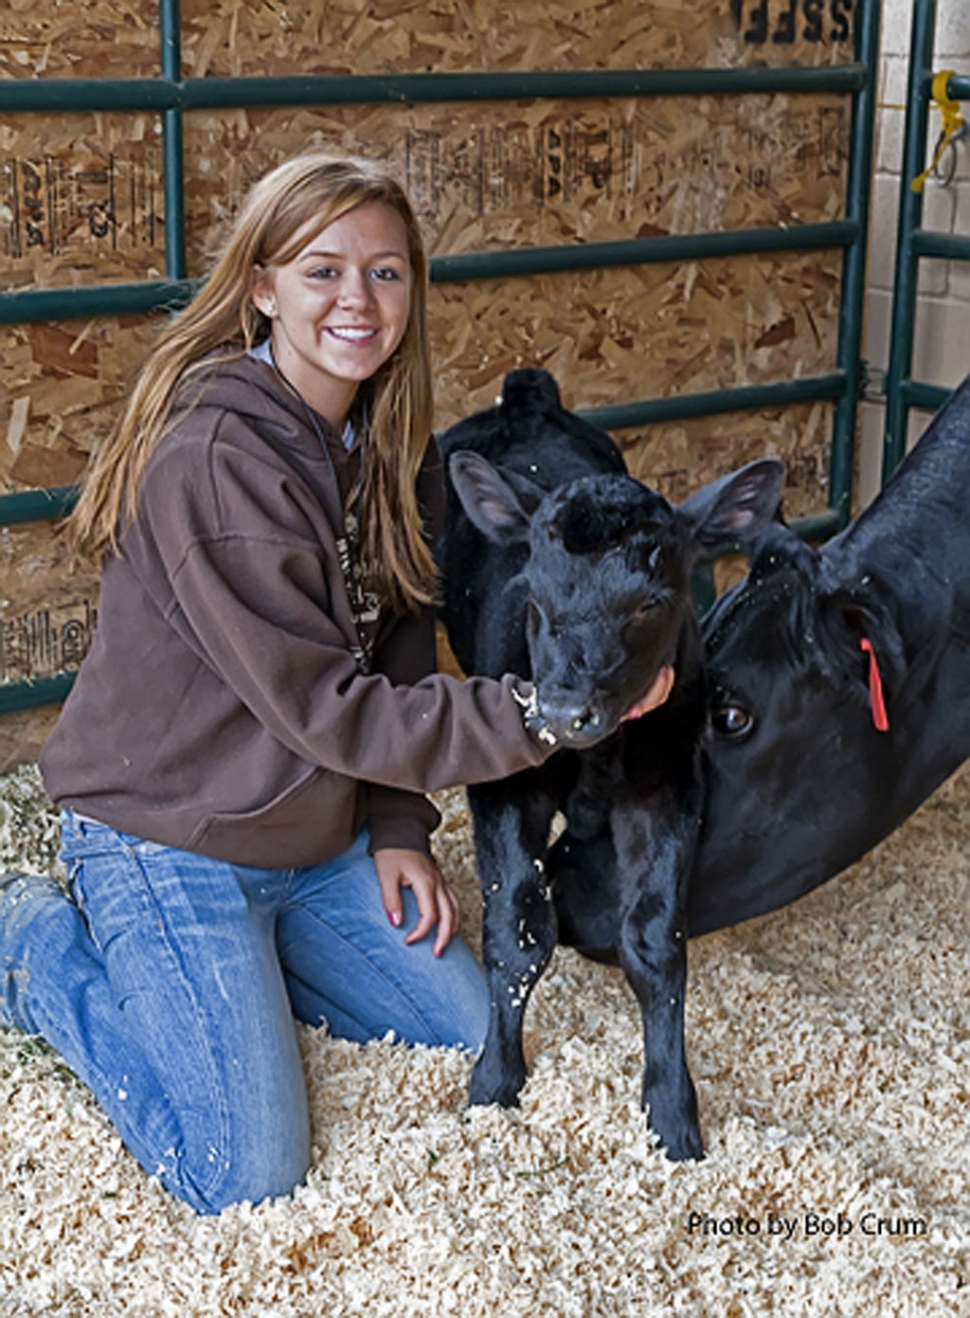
left=159, top=0, right=187, bottom=282
left=828, top=0, right=882, bottom=524
left=883, top=0, right=937, bottom=478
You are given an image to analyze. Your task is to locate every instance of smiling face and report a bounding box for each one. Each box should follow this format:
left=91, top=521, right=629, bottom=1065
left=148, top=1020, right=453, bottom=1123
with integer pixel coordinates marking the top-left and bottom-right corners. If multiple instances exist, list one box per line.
left=251, top=200, right=413, bottom=429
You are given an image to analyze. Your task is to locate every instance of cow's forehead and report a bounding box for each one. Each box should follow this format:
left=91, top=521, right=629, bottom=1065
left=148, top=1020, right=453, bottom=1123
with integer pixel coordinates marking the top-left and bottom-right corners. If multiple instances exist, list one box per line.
left=536, top=477, right=675, bottom=555
left=704, top=566, right=819, bottom=670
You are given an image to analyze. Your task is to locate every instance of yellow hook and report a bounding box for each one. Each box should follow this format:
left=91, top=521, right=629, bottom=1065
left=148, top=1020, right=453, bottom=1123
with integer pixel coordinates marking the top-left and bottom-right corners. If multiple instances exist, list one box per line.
left=912, top=70, right=965, bottom=194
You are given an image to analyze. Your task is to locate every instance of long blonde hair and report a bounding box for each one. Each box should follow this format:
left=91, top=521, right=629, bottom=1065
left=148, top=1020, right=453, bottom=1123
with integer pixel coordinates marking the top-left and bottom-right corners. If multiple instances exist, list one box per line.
left=68, top=151, right=436, bottom=611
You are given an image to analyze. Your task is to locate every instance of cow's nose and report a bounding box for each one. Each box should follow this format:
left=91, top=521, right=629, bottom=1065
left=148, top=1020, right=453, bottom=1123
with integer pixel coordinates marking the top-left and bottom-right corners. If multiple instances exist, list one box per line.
left=540, top=696, right=608, bottom=745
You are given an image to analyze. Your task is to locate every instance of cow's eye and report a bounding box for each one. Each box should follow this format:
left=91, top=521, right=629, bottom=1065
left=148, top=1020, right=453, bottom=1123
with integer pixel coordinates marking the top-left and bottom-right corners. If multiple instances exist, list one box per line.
left=712, top=704, right=755, bottom=740
left=632, top=596, right=660, bottom=620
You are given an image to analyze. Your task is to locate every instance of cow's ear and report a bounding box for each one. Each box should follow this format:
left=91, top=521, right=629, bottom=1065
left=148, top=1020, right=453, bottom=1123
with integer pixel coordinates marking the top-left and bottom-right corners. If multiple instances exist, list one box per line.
left=448, top=450, right=534, bottom=545
left=818, top=588, right=908, bottom=715
left=679, top=459, right=786, bottom=550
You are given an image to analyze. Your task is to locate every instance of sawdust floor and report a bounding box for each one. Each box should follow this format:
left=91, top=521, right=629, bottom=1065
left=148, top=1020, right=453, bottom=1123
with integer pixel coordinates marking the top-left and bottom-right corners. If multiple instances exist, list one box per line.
left=1, top=763, right=968, bottom=1317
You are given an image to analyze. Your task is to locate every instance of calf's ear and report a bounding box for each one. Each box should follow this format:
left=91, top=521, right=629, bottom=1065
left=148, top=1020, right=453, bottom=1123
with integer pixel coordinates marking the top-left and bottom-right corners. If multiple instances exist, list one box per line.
left=679, top=458, right=786, bottom=551
left=448, top=449, right=534, bottom=546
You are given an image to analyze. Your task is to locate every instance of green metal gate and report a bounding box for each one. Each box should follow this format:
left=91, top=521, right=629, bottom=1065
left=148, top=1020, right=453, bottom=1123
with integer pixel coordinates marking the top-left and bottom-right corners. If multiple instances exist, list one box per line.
left=883, top=0, right=970, bottom=479
left=0, top=0, right=883, bottom=716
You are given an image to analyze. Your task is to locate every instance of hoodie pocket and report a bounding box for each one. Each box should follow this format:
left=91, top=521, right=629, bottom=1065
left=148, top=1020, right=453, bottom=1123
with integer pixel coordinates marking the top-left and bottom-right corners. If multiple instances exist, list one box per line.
left=187, top=768, right=358, bottom=868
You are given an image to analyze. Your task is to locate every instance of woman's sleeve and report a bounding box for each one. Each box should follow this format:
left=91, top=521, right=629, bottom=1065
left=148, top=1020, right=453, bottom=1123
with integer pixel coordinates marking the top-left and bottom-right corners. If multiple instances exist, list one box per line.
left=363, top=783, right=442, bottom=855
left=165, top=532, right=547, bottom=792
left=140, top=423, right=549, bottom=798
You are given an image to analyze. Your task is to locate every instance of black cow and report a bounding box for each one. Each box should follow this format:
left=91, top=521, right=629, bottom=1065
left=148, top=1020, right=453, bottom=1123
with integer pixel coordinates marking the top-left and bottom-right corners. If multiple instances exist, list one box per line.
left=438, top=368, right=783, bottom=1160
left=688, top=372, right=970, bottom=935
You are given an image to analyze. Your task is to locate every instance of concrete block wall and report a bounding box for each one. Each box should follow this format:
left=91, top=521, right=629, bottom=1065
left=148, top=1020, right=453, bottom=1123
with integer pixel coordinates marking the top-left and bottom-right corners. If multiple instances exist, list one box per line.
left=858, top=0, right=970, bottom=506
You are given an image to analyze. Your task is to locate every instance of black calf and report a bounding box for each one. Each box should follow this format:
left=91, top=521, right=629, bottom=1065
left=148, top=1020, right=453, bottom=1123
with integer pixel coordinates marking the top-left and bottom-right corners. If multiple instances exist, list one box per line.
left=438, top=368, right=783, bottom=1160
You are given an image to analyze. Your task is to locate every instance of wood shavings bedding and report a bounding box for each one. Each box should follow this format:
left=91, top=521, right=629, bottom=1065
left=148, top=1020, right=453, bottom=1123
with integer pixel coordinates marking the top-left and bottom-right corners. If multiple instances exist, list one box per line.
left=1, top=763, right=968, bottom=1316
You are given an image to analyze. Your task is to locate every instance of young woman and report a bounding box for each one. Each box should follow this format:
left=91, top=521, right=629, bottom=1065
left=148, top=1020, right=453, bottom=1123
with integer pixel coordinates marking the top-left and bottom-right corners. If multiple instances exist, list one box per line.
left=0, top=152, right=671, bottom=1215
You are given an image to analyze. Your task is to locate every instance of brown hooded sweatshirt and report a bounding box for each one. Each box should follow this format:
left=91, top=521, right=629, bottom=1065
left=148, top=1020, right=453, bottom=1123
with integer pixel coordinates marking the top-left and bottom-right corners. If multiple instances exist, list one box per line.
left=40, top=350, right=550, bottom=868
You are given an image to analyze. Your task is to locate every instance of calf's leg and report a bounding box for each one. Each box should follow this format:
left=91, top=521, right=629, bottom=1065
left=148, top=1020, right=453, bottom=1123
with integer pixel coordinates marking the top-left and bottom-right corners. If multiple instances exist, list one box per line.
left=466, top=776, right=558, bottom=1108
left=613, top=797, right=704, bottom=1161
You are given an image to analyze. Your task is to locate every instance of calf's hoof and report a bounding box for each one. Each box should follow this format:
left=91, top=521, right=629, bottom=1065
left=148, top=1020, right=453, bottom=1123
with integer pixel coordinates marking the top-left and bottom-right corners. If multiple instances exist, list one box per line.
left=651, top=1118, right=705, bottom=1163
left=468, top=1058, right=526, bottom=1110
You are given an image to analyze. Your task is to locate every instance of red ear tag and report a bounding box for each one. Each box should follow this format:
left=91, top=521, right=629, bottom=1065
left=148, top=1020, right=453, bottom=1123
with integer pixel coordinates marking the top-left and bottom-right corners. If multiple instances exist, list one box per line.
left=860, top=637, right=889, bottom=732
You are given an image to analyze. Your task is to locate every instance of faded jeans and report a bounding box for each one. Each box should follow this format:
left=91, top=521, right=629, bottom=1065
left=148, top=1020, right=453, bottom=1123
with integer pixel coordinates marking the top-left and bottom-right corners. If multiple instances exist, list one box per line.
left=0, top=810, right=488, bottom=1214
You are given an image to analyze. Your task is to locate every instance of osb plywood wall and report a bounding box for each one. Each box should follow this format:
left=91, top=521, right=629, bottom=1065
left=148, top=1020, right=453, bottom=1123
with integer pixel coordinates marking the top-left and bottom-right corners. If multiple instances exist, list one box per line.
left=0, top=0, right=858, bottom=764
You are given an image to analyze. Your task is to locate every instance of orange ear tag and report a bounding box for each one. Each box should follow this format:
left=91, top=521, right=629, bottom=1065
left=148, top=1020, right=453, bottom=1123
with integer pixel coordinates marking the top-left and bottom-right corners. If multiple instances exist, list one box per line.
left=860, top=637, right=889, bottom=732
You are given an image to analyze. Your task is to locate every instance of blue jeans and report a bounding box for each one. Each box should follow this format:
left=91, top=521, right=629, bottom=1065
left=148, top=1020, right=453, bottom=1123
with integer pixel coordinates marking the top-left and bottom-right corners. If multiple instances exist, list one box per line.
left=0, top=811, right=488, bottom=1215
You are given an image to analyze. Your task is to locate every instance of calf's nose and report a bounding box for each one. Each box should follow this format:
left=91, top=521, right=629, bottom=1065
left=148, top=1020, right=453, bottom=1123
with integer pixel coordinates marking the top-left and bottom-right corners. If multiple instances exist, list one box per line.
left=539, top=695, right=608, bottom=746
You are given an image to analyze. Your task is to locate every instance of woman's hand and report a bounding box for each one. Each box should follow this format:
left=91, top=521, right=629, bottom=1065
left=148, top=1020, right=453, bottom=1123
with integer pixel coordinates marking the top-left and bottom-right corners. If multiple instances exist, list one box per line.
left=373, top=848, right=461, bottom=958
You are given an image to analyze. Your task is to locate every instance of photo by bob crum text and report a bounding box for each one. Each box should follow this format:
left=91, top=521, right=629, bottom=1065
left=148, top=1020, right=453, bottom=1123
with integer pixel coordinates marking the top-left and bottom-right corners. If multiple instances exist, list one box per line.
left=685, top=1210, right=929, bottom=1241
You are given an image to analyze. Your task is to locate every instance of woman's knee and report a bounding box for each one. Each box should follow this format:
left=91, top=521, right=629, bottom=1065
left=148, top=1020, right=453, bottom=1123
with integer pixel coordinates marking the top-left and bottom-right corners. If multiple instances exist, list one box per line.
left=167, top=1107, right=312, bottom=1216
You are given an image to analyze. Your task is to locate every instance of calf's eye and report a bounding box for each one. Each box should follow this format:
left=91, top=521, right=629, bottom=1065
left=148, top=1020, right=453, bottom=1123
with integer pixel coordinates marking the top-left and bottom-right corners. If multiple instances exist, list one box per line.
left=712, top=704, right=755, bottom=739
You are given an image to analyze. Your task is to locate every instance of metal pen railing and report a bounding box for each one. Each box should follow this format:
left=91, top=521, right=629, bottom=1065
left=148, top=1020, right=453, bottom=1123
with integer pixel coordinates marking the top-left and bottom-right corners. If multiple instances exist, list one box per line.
left=883, top=0, right=969, bottom=477
left=0, top=0, right=882, bottom=714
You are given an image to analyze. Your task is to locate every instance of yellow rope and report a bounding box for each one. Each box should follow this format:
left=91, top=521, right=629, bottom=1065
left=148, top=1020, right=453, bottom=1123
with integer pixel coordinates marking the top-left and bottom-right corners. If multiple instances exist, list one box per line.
left=912, top=70, right=965, bottom=194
